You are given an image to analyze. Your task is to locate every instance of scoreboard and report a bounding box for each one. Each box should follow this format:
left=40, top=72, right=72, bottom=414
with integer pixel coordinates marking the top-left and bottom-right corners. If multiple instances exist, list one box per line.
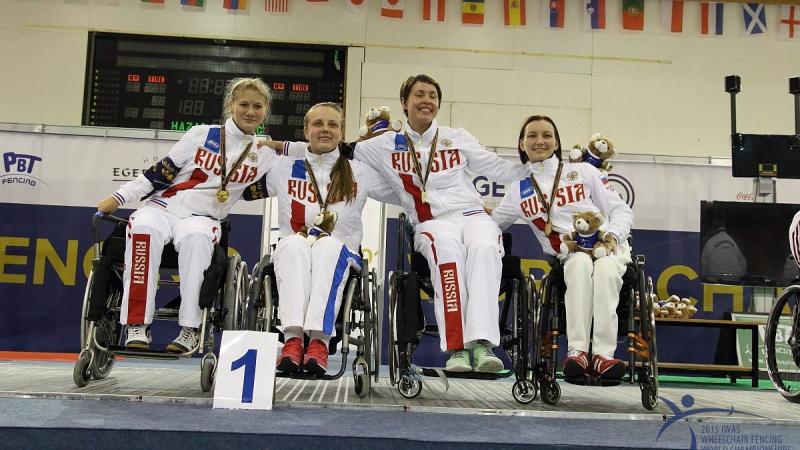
left=83, top=32, right=346, bottom=140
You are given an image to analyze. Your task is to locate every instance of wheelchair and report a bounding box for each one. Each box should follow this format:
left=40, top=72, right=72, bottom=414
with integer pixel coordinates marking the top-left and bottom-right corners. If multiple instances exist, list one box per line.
left=74, top=212, right=250, bottom=392
left=244, top=244, right=380, bottom=398
left=387, top=213, right=533, bottom=402
left=530, top=250, right=659, bottom=410
left=765, top=284, right=800, bottom=402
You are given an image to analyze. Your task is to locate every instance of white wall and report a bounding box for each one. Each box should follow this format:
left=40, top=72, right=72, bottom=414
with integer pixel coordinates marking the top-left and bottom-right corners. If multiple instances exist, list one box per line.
left=2, top=0, right=799, bottom=157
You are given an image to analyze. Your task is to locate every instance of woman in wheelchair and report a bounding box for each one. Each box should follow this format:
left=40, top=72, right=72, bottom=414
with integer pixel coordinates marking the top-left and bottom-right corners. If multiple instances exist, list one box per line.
left=492, top=115, right=634, bottom=381
left=270, top=102, right=398, bottom=375
left=95, top=77, right=279, bottom=353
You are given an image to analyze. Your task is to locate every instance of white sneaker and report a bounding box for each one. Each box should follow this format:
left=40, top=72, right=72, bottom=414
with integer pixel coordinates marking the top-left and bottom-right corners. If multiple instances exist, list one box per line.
left=125, top=324, right=151, bottom=349
left=445, top=349, right=472, bottom=372
left=166, top=327, right=200, bottom=353
left=473, top=340, right=504, bottom=373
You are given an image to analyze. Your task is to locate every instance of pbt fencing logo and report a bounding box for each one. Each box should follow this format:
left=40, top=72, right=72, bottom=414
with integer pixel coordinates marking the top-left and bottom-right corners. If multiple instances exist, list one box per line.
left=1, top=152, right=47, bottom=188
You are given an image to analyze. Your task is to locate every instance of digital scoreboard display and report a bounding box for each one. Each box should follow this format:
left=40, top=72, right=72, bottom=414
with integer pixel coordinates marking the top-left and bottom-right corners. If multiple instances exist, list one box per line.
left=83, top=32, right=346, bottom=140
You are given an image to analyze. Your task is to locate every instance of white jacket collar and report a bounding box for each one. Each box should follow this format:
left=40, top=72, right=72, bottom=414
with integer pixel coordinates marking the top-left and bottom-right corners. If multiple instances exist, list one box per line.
left=225, top=118, right=254, bottom=143
left=403, top=119, right=438, bottom=146
left=305, top=146, right=341, bottom=168
left=528, top=155, right=560, bottom=175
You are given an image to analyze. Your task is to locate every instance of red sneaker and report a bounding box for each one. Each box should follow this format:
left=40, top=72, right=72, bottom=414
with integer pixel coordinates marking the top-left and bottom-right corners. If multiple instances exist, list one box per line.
left=591, top=354, right=626, bottom=380
left=562, top=350, right=589, bottom=378
left=303, top=339, right=329, bottom=376
left=276, top=337, right=304, bottom=373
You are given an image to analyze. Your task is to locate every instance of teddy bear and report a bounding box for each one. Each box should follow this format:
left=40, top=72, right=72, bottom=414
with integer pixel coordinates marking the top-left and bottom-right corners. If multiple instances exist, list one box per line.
left=358, top=106, right=402, bottom=140
left=559, top=211, right=616, bottom=259
left=569, top=133, right=616, bottom=173
left=655, top=295, right=698, bottom=318
left=298, top=210, right=338, bottom=245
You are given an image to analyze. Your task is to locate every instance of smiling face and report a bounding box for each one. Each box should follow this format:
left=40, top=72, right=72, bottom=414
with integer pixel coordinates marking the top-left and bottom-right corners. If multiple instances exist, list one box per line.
left=303, top=105, right=343, bottom=154
left=230, top=88, right=267, bottom=134
left=401, top=81, right=440, bottom=133
left=520, top=119, right=559, bottom=163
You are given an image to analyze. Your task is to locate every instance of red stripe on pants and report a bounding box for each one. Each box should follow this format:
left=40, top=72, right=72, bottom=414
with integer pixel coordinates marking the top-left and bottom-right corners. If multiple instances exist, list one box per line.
left=419, top=232, right=438, bottom=264
left=439, top=262, right=464, bottom=351
left=399, top=173, right=433, bottom=222
left=128, top=234, right=150, bottom=324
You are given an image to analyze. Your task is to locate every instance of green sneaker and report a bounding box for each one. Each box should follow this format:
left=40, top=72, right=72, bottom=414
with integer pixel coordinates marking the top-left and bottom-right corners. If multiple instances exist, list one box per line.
left=445, top=349, right=472, bottom=372
left=473, top=340, right=503, bottom=373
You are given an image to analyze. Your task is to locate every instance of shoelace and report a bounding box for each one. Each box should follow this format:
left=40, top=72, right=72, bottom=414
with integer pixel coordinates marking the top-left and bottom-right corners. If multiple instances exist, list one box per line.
left=474, top=345, right=493, bottom=358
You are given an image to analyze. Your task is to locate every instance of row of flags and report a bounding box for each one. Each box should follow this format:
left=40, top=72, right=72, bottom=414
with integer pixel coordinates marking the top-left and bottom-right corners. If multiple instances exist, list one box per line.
left=139, top=0, right=800, bottom=38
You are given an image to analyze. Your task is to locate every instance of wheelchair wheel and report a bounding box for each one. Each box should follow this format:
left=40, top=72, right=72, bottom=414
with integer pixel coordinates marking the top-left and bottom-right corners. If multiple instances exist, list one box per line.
left=638, top=274, right=659, bottom=409
left=200, top=354, right=217, bottom=393
left=398, top=375, right=422, bottom=400
left=765, top=285, right=800, bottom=402
left=541, top=380, right=561, bottom=406
left=353, top=357, right=371, bottom=398
left=79, top=271, right=95, bottom=350
left=642, top=384, right=658, bottom=410
left=388, top=271, right=400, bottom=386
left=369, top=268, right=381, bottom=383
left=73, top=351, right=93, bottom=388
left=222, top=253, right=247, bottom=332
left=512, top=379, right=538, bottom=404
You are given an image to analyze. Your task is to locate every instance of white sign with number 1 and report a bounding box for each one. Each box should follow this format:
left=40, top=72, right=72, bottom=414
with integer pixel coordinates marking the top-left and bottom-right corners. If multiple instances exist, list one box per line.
left=213, top=331, right=279, bottom=410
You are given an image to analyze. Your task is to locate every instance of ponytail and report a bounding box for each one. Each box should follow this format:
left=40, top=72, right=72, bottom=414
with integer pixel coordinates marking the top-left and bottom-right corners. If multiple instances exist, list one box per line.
left=326, top=156, right=356, bottom=205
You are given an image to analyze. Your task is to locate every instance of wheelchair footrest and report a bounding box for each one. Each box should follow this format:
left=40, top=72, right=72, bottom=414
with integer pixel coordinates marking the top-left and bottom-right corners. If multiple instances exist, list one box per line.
left=421, top=368, right=514, bottom=380
left=563, top=376, right=623, bottom=387
left=107, top=346, right=182, bottom=360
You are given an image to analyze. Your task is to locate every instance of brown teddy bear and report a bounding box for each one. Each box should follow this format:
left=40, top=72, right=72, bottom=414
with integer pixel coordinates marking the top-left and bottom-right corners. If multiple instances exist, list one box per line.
left=655, top=295, right=698, bottom=318
left=569, top=133, right=616, bottom=173
left=559, top=211, right=615, bottom=259
left=358, top=106, right=402, bottom=140
left=298, top=210, right=337, bottom=245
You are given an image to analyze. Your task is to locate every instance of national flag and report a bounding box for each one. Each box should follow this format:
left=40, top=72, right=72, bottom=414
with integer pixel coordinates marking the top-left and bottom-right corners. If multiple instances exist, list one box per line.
left=265, top=0, right=288, bottom=12
left=141, top=0, right=165, bottom=3
left=700, top=2, right=723, bottom=35
left=585, top=0, right=605, bottom=30
left=346, top=0, right=367, bottom=14
left=223, top=0, right=246, bottom=10
left=622, top=0, right=644, bottom=31
left=462, top=0, right=485, bottom=25
left=180, top=0, right=205, bottom=5
left=546, top=0, right=565, bottom=29
left=423, top=0, right=446, bottom=22
left=743, top=3, right=766, bottom=35
left=661, top=0, right=683, bottom=33
left=380, top=0, right=404, bottom=19
left=504, top=0, right=526, bottom=26
left=779, top=5, right=800, bottom=39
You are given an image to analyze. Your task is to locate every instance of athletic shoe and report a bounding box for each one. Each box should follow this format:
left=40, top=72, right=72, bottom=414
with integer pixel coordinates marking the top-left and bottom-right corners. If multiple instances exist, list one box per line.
left=591, top=354, right=626, bottom=380
left=562, top=350, right=589, bottom=378
left=125, top=324, right=151, bottom=349
left=276, top=337, right=304, bottom=373
left=303, top=339, right=329, bottom=376
left=473, top=341, right=504, bottom=373
left=445, top=349, right=472, bottom=372
left=166, top=326, right=200, bottom=353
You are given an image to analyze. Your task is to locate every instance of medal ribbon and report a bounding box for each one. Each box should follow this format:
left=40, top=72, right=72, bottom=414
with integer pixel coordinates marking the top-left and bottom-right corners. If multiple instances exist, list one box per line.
left=529, top=160, right=563, bottom=235
left=218, top=125, right=254, bottom=195
left=405, top=129, right=439, bottom=200
left=304, top=159, right=333, bottom=213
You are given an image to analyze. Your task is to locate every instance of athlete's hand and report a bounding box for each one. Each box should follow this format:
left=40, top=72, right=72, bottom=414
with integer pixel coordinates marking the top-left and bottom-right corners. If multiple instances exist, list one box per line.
left=258, top=140, right=284, bottom=154
left=98, top=197, right=120, bottom=214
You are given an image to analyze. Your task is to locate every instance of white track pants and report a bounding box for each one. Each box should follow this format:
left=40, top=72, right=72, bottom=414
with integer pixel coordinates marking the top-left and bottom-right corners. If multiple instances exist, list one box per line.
left=120, top=206, right=221, bottom=328
left=414, top=213, right=503, bottom=352
left=562, top=243, right=631, bottom=357
left=273, top=234, right=360, bottom=337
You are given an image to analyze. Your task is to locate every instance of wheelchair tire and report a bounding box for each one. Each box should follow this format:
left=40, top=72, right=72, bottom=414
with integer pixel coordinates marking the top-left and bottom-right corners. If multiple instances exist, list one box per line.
left=641, top=385, right=658, bottom=410
left=353, top=357, right=370, bottom=398
left=541, top=381, right=561, bottom=406
left=639, top=274, right=659, bottom=407
left=369, top=268, right=381, bottom=383
left=73, top=351, right=93, bottom=388
left=765, top=285, right=800, bottom=402
left=200, top=355, right=216, bottom=393
left=388, top=271, right=400, bottom=386
left=79, top=271, right=94, bottom=351
left=222, top=253, right=245, bottom=332
left=512, top=379, right=537, bottom=404
left=398, top=375, right=422, bottom=400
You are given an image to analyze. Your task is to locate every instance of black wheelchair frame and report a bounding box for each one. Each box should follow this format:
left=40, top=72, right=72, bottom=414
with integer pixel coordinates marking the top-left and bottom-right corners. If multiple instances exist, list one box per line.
left=74, top=212, right=249, bottom=392
left=245, top=248, right=380, bottom=398
left=531, top=251, right=659, bottom=409
left=387, top=212, right=534, bottom=402
left=765, top=284, right=800, bottom=402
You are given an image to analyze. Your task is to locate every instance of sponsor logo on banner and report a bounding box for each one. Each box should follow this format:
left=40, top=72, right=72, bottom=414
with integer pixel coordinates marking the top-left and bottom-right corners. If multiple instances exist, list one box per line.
left=1, top=151, right=46, bottom=188
left=606, top=173, right=635, bottom=207
left=112, top=167, right=147, bottom=181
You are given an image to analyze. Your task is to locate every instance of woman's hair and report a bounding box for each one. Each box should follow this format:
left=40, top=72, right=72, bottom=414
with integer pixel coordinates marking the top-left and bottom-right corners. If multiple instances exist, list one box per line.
left=222, top=78, right=271, bottom=124
left=303, top=102, right=355, bottom=205
left=517, top=115, right=563, bottom=164
left=399, top=74, right=443, bottom=117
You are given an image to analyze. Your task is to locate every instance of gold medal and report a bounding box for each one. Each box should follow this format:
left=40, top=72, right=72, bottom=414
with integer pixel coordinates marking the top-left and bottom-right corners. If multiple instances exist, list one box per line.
left=421, top=190, right=428, bottom=204
left=216, top=189, right=229, bottom=203
left=545, top=222, right=552, bottom=235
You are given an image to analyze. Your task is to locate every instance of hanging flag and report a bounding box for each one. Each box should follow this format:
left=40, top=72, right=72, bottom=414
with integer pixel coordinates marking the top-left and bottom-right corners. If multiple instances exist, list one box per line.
left=462, top=0, right=485, bottom=25
left=180, top=0, right=205, bottom=5
left=265, top=0, right=288, bottom=12
left=585, top=0, right=605, bottom=30
left=661, top=0, right=683, bottom=33
left=700, top=2, right=724, bottom=35
left=779, top=5, right=800, bottom=39
left=223, top=0, right=246, bottom=10
left=504, top=0, right=526, bottom=26
left=622, top=0, right=644, bottom=31
left=141, top=0, right=165, bottom=3
left=545, top=0, right=565, bottom=29
left=742, top=3, right=766, bottom=35
left=380, top=0, right=404, bottom=19
left=306, top=0, right=328, bottom=3
left=423, top=0, right=446, bottom=22
left=347, top=0, right=367, bottom=14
